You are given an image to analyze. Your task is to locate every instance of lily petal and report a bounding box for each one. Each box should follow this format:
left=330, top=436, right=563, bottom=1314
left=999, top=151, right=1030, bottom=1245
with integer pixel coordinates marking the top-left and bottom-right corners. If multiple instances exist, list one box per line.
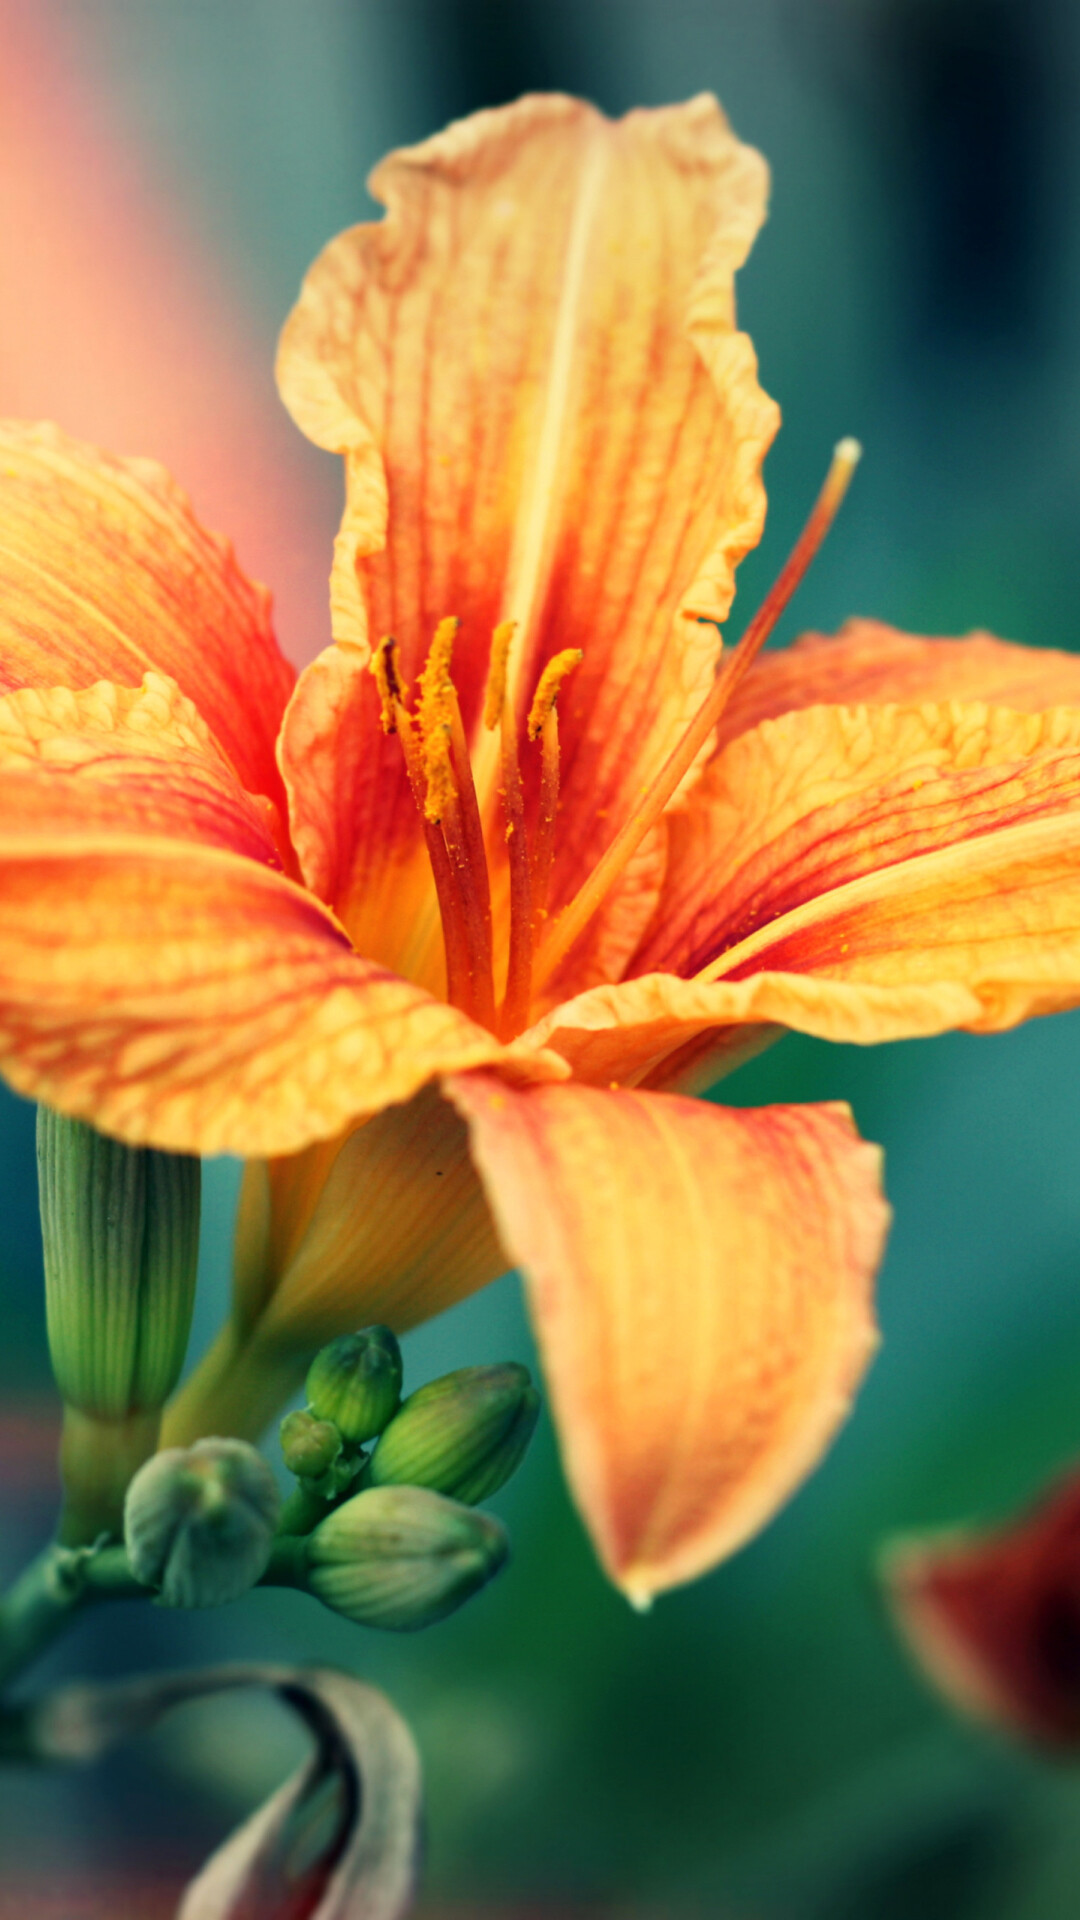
left=718, top=620, right=1080, bottom=751
left=0, top=422, right=295, bottom=812
left=447, top=1074, right=888, bottom=1601
left=0, top=672, right=287, bottom=866
left=0, top=824, right=556, bottom=1158
left=276, top=93, right=778, bottom=983
left=246, top=1083, right=506, bottom=1349
left=527, top=970, right=982, bottom=1093
left=532, top=808, right=1080, bottom=1092
left=531, top=700, right=1080, bottom=1090
left=638, top=699, right=1080, bottom=977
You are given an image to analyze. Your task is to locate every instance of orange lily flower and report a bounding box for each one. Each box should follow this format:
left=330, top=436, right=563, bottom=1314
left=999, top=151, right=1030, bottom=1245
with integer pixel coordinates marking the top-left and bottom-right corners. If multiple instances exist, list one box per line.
left=5, top=95, right=1080, bottom=1604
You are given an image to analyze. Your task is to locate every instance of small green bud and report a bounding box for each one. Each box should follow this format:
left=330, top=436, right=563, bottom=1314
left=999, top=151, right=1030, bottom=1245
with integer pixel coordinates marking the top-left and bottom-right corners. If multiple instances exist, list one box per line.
left=124, top=1438, right=279, bottom=1608
left=280, top=1409, right=343, bottom=1481
left=37, top=1108, right=200, bottom=1420
left=305, top=1328, right=403, bottom=1444
left=303, top=1485, right=508, bottom=1631
left=367, top=1364, right=540, bottom=1505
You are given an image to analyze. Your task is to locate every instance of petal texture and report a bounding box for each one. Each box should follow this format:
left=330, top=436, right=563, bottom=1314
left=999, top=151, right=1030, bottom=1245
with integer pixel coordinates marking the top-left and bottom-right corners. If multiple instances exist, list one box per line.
left=718, top=621, right=1080, bottom=751
left=0, top=422, right=294, bottom=811
left=716, top=811, right=1080, bottom=1033
left=530, top=701, right=1080, bottom=1090
left=0, top=672, right=286, bottom=866
left=251, top=1085, right=506, bottom=1346
left=276, top=93, right=777, bottom=986
left=526, top=971, right=982, bottom=1092
left=531, top=809, right=1080, bottom=1089
left=638, top=699, right=1080, bottom=977
left=448, top=1075, right=888, bottom=1600
left=0, top=828, right=558, bottom=1157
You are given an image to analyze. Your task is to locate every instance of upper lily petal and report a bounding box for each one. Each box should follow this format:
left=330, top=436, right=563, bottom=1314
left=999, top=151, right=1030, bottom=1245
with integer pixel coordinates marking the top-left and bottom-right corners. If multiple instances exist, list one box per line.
left=448, top=1073, right=887, bottom=1602
left=0, top=422, right=295, bottom=814
left=275, top=93, right=778, bottom=985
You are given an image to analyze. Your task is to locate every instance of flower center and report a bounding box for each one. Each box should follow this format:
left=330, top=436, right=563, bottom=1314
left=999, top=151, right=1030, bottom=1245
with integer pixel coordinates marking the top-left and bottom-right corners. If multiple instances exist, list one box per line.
left=372, top=616, right=582, bottom=1039
left=374, top=438, right=861, bottom=1039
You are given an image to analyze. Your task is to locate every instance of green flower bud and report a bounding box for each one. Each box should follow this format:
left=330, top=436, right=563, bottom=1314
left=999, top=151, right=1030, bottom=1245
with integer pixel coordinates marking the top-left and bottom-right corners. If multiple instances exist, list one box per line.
left=38, top=1108, right=200, bottom=1420
left=280, top=1409, right=343, bottom=1481
left=367, top=1364, right=540, bottom=1505
left=124, top=1438, right=279, bottom=1608
left=305, top=1328, right=403, bottom=1444
left=301, top=1485, right=508, bottom=1631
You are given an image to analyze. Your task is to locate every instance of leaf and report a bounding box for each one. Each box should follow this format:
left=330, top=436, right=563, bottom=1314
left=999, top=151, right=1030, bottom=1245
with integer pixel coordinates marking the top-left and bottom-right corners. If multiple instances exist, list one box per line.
left=29, top=1661, right=422, bottom=1919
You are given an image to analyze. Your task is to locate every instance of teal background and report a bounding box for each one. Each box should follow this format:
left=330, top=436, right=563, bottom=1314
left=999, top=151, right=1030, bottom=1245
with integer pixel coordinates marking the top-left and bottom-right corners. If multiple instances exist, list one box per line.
left=4, top=2, right=1080, bottom=1912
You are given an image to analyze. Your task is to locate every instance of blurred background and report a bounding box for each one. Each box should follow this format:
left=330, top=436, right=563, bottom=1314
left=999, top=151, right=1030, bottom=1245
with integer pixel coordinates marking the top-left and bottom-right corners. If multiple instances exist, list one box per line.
left=3, top=0, right=1080, bottom=1913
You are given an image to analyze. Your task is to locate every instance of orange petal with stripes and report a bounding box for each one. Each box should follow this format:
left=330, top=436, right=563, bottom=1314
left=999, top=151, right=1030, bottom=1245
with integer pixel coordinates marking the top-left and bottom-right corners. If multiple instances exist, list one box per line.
left=717, top=620, right=1080, bottom=752
left=276, top=94, right=778, bottom=984
left=529, top=700, right=1080, bottom=1091
left=0, top=682, right=562, bottom=1158
left=0, top=422, right=295, bottom=814
left=448, top=1074, right=887, bottom=1600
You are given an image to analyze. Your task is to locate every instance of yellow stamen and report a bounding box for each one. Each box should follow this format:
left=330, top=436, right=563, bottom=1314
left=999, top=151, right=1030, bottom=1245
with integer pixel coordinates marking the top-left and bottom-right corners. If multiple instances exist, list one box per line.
left=484, top=621, right=516, bottom=732
left=533, top=438, right=862, bottom=991
left=371, top=636, right=406, bottom=735
left=527, top=648, right=582, bottom=741
left=375, top=665, right=474, bottom=1014
left=416, top=616, right=460, bottom=823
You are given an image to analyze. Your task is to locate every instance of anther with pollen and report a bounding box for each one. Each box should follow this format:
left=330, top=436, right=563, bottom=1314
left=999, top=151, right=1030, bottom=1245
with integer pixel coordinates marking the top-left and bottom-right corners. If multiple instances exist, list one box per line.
left=372, top=617, right=582, bottom=1040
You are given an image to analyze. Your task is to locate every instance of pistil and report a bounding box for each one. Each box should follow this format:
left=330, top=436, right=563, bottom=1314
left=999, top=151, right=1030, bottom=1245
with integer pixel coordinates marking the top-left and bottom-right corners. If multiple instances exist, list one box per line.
left=484, top=622, right=534, bottom=1039
left=528, top=649, right=582, bottom=941
left=416, top=620, right=497, bottom=1029
left=532, top=439, right=862, bottom=992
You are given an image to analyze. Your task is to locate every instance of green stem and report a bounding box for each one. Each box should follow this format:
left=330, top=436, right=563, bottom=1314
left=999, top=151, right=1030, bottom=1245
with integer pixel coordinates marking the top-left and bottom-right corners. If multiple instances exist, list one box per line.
left=0, top=1543, right=147, bottom=1693
left=261, top=1533, right=311, bottom=1589
left=0, top=1525, right=319, bottom=1703
left=278, top=1482, right=333, bottom=1536
left=57, top=1407, right=161, bottom=1546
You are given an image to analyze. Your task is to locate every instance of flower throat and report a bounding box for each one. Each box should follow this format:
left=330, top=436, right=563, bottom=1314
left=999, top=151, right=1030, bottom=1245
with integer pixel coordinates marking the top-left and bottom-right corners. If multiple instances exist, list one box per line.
left=373, top=438, right=861, bottom=1041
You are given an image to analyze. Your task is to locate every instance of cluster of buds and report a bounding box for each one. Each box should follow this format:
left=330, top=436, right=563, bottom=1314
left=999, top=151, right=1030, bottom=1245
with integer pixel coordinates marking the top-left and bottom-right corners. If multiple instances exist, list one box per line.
left=35, top=1110, right=538, bottom=1631
left=116, top=1325, right=539, bottom=1632
left=271, top=1330, right=540, bottom=1630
